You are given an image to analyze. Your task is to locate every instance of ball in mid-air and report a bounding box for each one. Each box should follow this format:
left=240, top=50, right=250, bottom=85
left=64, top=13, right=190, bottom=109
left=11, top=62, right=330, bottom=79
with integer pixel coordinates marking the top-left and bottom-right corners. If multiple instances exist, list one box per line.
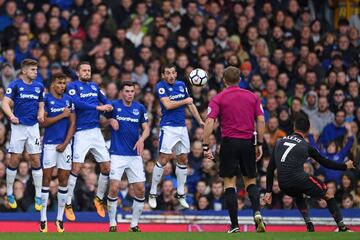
left=189, top=68, right=208, bottom=86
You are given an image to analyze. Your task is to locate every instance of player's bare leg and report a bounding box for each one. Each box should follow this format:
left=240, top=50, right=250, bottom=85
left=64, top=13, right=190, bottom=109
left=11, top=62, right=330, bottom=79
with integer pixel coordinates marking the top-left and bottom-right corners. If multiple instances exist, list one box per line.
left=323, top=190, right=352, bottom=232
left=175, top=153, right=189, bottom=208
left=94, top=161, right=110, bottom=218
left=107, top=179, right=120, bottom=232
left=244, top=177, right=265, bottom=232
left=6, top=153, right=21, bottom=209
left=129, top=182, right=145, bottom=232
left=149, top=153, right=172, bottom=208
left=65, top=162, right=82, bottom=221
left=29, top=153, right=43, bottom=211
left=224, top=177, right=240, bottom=233
left=56, top=169, right=70, bottom=232
left=40, top=167, right=53, bottom=233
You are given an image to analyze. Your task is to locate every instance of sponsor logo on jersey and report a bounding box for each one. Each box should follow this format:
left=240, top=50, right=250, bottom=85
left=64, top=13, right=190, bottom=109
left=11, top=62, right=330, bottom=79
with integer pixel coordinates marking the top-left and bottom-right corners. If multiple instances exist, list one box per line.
left=35, top=87, right=40, bottom=93
left=169, top=93, right=185, bottom=100
left=133, top=109, right=139, bottom=115
left=80, top=92, right=97, bottom=98
left=116, top=115, right=139, bottom=123
left=50, top=107, right=65, bottom=113
left=91, top=85, right=97, bottom=91
left=20, top=93, right=39, bottom=99
left=158, top=88, right=165, bottom=94
left=179, top=86, right=184, bottom=92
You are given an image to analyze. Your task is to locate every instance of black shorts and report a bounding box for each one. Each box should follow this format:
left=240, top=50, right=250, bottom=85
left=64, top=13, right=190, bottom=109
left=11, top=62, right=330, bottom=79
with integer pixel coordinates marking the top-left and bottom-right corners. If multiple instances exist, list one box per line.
left=219, top=137, right=256, bottom=178
left=281, top=175, right=327, bottom=198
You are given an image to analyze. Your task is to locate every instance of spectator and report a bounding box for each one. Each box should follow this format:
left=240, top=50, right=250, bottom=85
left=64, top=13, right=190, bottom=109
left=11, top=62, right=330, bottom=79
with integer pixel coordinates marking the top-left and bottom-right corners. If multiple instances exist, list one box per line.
left=319, top=109, right=347, bottom=147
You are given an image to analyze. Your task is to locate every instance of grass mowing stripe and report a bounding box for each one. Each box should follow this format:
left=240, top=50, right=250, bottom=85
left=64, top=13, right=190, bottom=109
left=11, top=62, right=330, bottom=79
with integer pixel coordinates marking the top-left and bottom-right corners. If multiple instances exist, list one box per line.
left=0, top=233, right=360, bottom=240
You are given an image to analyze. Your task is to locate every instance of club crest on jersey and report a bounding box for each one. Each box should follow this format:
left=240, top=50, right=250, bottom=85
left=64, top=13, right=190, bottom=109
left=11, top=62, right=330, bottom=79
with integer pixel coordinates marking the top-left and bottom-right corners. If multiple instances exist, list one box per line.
left=35, top=87, right=40, bottom=93
left=158, top=88, right=165, bottom=94
left=179, top=86, right=184, bottom=92
left=133, top=109, right=139, bottom=115
left=91, top=85, right=97, bottom=91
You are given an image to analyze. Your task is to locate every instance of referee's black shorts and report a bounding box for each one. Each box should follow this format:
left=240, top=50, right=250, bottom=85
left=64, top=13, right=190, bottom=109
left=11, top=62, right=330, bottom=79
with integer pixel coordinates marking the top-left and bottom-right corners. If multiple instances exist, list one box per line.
left=281, top=175, right=327, bottom=198
left=219, top=137, right=256, bottom=178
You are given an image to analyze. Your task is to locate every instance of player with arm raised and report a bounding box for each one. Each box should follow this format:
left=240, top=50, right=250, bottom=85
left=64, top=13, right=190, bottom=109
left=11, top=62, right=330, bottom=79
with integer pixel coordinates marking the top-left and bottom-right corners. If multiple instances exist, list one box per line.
left=149, top=63, right=204, bottom=209
left=2, top=59, right=44, bottom=211
left=65, top=61, right=113, bottom=221
left=264, top=117, right=354, bottom=232
left=106, top=81, right=150, bottom=232
left=39, top=73, right=76, bottom=233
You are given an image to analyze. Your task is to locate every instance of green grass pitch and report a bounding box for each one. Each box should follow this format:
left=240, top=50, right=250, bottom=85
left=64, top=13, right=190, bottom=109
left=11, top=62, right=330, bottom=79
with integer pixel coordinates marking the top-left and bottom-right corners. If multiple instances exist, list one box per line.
left=1, top=232, right=360, bottom=240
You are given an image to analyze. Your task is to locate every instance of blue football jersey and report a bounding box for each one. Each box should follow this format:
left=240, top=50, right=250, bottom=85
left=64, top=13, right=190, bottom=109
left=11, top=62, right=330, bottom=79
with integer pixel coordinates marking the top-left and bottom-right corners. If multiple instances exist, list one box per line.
left=155, top=80, right=189, bottom=127
left=67, top=80, right=110, bottom=131
left=109, top=100, right=148, bottom=156
left=43, top=93, right=74, bottom=144
left=5, top=79, right=44, bottom=126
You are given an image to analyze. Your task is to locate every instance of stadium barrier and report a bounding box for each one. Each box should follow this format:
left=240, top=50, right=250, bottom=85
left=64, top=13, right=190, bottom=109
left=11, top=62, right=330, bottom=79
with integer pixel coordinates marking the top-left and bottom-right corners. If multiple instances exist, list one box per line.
left=1, top=209, right=360, bottom=232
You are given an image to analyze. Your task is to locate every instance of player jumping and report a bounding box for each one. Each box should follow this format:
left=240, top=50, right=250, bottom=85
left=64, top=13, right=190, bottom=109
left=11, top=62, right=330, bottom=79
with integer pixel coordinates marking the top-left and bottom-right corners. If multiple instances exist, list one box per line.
left=149, top=64, right=204, bottom=209
left=106, top=81, right=150, bottom=232
left=39, top=73, right=76, bottom=232
left=65, top=61, right=113, bottom=221
left=2, top=59, right=44, bottom=211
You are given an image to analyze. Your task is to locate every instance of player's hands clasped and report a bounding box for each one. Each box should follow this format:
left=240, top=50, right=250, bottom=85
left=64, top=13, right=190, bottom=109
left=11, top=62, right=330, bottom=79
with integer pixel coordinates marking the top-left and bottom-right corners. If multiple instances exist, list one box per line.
left=62, top=107, right=71, bottom=118
left=10, top=115, right=19, bottom=124
left=97, top=104, right=113, bottom=112
left=109, top=118, right=119, bottom=131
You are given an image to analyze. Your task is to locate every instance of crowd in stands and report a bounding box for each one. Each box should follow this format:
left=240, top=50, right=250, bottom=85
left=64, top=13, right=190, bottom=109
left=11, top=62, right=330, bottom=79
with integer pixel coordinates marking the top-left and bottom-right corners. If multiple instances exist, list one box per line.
left=0, top=0, right=360, bottom=213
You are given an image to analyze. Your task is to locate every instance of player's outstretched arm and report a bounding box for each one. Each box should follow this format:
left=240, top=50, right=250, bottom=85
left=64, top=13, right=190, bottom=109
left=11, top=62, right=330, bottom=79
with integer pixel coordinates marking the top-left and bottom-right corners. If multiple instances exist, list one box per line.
left=56, top=112, right=76, bottom=153
left=187, top=103, right=205, bottom=126
left=160, top=97, right=193, bottom=110
left=308, top=146, right=354, bottom=170
left=2, top=97, right=19, bottom=124
left=203, top=118, right=215, bottom=160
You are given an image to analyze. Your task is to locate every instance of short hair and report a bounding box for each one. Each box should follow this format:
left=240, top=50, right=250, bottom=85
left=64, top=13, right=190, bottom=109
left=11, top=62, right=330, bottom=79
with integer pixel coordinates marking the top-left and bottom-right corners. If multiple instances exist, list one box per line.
left=294, top=117, right=310, bottom=133
left=21, top=58, right=38, bottom=69
left=224, top=66, right=240, bottom=85
left=51, top=73, right=67, bottom=82
left=161, top=63, right=176, bottom=73
left=76, top=61, right=91, bottom=71
left=120, top=81, right=135, bottom=91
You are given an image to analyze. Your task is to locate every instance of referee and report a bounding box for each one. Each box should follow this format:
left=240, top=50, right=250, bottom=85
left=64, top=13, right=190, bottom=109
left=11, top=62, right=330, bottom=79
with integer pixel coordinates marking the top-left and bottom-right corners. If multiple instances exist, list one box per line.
left=203, top=66, right=266, bottom=233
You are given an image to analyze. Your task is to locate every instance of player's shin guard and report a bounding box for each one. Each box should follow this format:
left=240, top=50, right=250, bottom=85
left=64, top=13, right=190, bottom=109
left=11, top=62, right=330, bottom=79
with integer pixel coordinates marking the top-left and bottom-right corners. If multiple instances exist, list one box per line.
left=96, top=173, right=109, bottom=200
left=295, top=197, right=311, bottom=224
left=175, top=164, right=187, bottom=195
left=6, top=167, right=17, bottom=195
left=224, top=188, right=239, bottom=228
left=150, top=162, right=164, bottom=195
left=66, top=172, right=78, bottom=205
left=107, top=196, right=118, bottom=227
left=246, top=184, right=260, bottom=215
left=32, top=167, right=43, bottom=198
left=40, top=187, right=49, bottom=222
left=131, top=197, right=145, bottom=228
left=57, top=186, right=68, bottom=221
left=326, top=198, right=345, bottom=228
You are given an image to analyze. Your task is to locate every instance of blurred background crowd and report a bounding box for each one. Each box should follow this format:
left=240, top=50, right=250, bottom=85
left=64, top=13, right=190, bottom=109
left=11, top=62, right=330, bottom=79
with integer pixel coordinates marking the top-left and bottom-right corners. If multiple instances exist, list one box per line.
left=0, top=0, right=360, bottom=213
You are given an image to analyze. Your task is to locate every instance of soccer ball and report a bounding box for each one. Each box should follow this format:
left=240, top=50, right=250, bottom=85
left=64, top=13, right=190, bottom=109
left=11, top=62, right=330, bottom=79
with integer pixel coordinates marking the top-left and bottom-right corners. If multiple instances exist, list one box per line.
left=189, top=68, right=208, bottom=86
